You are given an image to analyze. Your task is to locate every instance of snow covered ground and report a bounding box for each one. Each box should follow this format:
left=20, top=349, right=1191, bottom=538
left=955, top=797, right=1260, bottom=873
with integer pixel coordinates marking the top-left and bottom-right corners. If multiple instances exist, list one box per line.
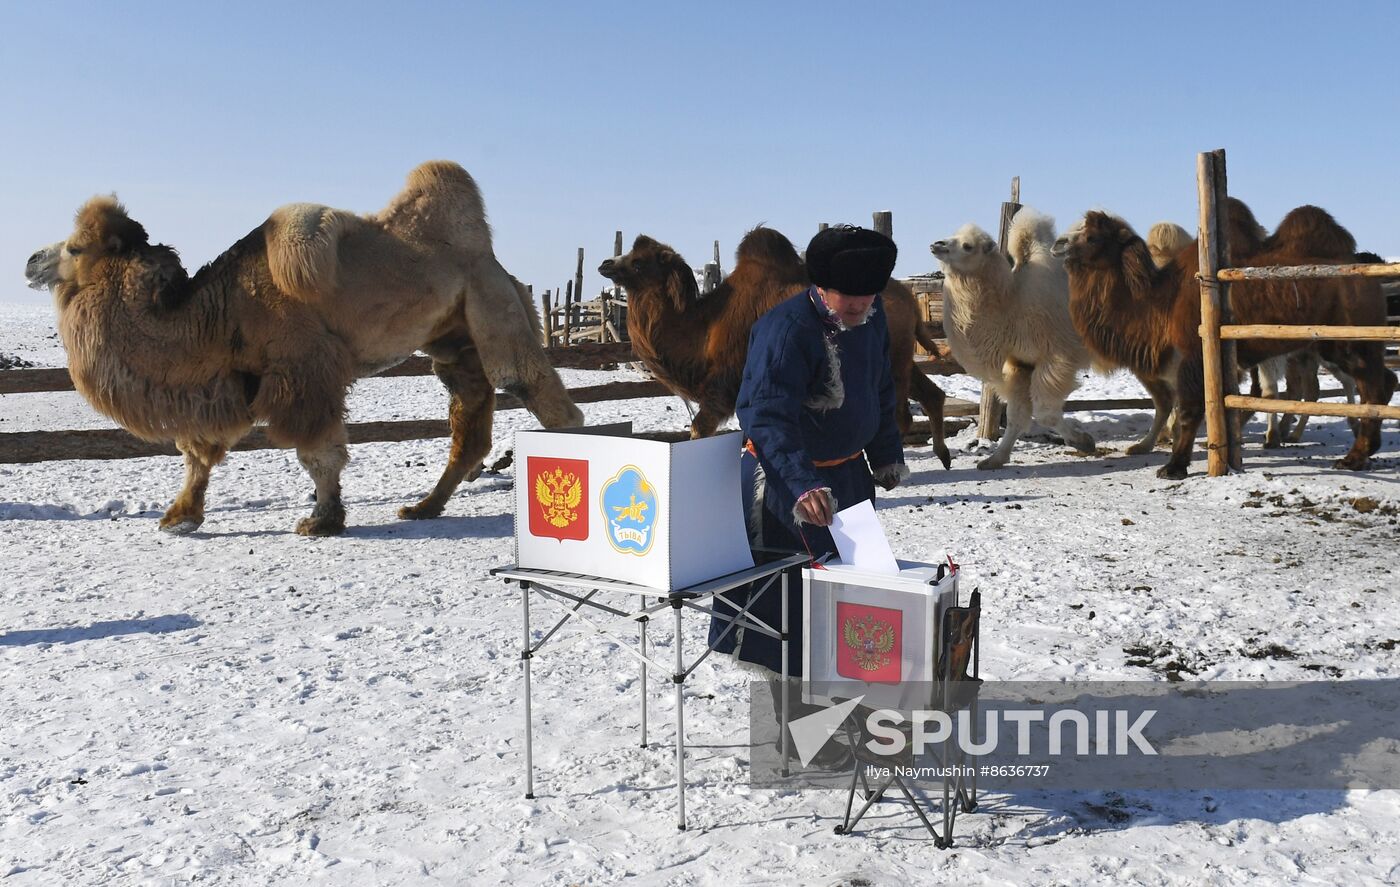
left=3, top=301, right=1399, bottom=885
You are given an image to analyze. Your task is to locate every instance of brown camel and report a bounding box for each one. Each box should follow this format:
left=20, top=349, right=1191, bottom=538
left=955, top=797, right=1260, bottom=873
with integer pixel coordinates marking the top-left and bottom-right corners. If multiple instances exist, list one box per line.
left=24, top=162, right=583, bottom=535
left=1056, top=203, right=1391, bottom=479
left=1053, top=200, right=1269, bottom=456
left=598, top=227, right=952, bottom=468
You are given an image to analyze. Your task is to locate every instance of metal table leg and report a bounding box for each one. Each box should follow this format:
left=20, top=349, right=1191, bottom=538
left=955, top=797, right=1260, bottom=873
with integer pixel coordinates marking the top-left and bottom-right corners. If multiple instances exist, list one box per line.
left=522, top=582, right=535, bottom=800
left=781, top=569, right=791, bottom=777
left=640, top=593, right=649, bottom=748
left=673, top=598, right=686, bottom=830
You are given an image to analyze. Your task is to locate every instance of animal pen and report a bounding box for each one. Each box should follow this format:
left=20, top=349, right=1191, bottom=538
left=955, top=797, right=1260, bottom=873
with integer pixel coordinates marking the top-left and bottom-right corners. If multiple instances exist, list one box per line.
left=1194, top=148, right=1400, bottom=476
left=5, top=192, right=1394, bottom=467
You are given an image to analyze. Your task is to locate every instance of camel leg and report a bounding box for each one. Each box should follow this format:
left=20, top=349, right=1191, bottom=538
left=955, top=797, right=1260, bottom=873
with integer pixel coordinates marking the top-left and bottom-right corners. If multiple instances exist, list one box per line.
left=909, top=370, right=952, bottom=469
left=1158, top=360, right=1204, bottom=479
left=1031, top=364, right=1094, bottom=454
left=890, top=360, right=915, bottom=438
left=1325, top=342, right=1389, bottom=470
left=1128, top=373, right=1174, bottom=456
left=401, top=346, right=496, bottom=519
left=295, top=425, right=349, bottom=536
left=1256, top=358, right=1286, bottom=448
left=1282, top=352, right=1312, bottom=443
left=978, top=366, right=1031, bottom=470
left=463, top=256, right=583, bottom=429
left=160, top=439, right=230, bottom=534
left=1324, top=359, right=1360, bottom=436
left=690, top=372, right=738, bottom=439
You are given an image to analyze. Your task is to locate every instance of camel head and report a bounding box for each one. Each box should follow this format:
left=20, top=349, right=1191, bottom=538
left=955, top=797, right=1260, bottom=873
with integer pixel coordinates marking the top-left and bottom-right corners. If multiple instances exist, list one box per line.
left=1051, top=212, right=1140, bottom=267
left=27, top=196, right=188, bottom=310
left=929, top=224, right=999, bottom=273
left=1056, top=211, right=1162, bottom=297
left=598, top=234, right=697, bottom=312
left=24, top=241, right=64, bottom=291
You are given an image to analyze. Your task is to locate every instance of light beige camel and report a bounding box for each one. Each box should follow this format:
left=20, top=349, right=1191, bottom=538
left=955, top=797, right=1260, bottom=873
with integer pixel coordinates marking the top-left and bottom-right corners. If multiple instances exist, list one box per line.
left=25, top=161, right=582, bottom=535
left=930, top=208, right=1097, bottom=468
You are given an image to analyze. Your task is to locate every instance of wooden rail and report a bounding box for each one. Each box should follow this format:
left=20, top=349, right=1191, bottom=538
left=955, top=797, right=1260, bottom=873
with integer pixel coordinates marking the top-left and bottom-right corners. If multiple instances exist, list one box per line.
left=1218, top=324, right=1400, bottom=342
left=0, top=340, right=638, bottom=396
left=1218, top=263, right=1400, bottom=281
left=0, top=380, right=670, bottom=464
left=1225, top=395, right=1400, bottom=421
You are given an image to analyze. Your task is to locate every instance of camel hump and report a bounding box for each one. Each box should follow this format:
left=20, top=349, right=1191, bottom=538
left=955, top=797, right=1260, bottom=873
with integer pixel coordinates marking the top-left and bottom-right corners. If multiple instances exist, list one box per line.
left=736, top=226, right=801, bottom=269
left=73, top=195, right=150, bottom=253
left=1269, top=204, right=1356, bottom=259
left=404, top=160, right=480, bottom=196
left=1008, top=208, right=1056, bottom=268
left=265, top=203, right=355, bottom=299
left=375, top=160, right=489, bottom=249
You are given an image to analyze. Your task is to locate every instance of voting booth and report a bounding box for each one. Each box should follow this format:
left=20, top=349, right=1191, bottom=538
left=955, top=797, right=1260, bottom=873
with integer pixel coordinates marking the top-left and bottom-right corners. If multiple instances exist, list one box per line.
left=500, top=423, right=806, bottom=831
left=514, top=425, right=754, bottom=591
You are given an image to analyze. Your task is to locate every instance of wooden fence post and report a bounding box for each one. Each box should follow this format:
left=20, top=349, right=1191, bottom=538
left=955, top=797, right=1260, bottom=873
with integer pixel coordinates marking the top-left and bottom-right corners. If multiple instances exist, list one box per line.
left=574, top=247, right=585, bottom=327
left=1196, top=149, right=1241, bottom=475
left=612, top=231, right=625, bottom=341
left=979, top=178, right=1020, bottom=440
left=872, top=211, right=892, bottom=239
left=542, top=289, right=554, bottom=347
left=563, top=280, right=574, bottom=346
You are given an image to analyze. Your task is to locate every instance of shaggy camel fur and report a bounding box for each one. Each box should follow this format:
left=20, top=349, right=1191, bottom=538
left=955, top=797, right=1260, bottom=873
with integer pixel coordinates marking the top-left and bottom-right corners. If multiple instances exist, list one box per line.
left=598, top=227, right=952, bottom=468
left=24, top=162, right=582, bottom=535
left=1056, top=204, right=1392, bottom=478
left=930, top=208, right=1096, bottom=468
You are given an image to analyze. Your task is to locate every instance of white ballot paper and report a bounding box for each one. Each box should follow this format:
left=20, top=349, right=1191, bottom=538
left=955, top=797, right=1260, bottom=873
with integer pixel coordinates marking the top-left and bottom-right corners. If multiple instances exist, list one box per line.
left=828, top=499, right=899, bottom=574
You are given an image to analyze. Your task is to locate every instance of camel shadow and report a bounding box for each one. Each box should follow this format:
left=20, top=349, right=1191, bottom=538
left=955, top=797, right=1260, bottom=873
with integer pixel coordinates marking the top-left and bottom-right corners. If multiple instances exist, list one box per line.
left=0, top=503, right=127, bottom=521
left=917, top=452, right=1162, bottom=483
left=880, top=491, right=1046, bottom=508
left=0, top=613, right=201, bottom=647
left=349, top=512, right=514, bottom=541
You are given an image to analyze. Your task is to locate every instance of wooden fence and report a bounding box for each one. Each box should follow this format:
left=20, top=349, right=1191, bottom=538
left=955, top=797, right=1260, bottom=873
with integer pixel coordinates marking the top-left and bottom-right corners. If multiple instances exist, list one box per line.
left=1195, top=148, right=1400, bottom=475
left=1, top=334, right=1192, bottom=465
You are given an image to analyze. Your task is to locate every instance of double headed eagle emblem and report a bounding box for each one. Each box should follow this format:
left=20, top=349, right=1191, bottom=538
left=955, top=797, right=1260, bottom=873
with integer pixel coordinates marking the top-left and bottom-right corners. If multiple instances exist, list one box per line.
left=535, top=467, right=583, bottom=529
left=842, top=613, right=896, bottom=671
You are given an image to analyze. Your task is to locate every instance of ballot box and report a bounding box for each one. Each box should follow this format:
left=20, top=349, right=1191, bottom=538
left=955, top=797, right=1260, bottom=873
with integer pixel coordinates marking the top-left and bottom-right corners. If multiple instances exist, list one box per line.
left=514, top=425, right=754, bottom=591
left=803, top=559, right=961, bottom=710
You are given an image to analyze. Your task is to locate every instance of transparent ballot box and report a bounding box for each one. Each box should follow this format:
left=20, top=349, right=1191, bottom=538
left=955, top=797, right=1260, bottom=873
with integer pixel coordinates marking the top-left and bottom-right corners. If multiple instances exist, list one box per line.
left=803, top=559, right=960, bottom=710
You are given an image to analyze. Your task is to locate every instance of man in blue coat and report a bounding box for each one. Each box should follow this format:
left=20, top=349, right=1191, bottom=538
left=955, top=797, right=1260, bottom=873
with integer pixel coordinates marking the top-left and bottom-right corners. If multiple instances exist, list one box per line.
left=709, top=225, right=909, bottom=679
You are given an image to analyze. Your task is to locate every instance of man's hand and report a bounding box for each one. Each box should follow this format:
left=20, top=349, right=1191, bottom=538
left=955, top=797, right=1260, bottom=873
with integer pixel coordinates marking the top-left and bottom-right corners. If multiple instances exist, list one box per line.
left=795, top=488, right=835, bottom=526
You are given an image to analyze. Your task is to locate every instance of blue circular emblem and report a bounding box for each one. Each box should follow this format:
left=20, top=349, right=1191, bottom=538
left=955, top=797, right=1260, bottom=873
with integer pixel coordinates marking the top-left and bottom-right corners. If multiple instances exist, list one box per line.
left=599, top=465, right=659, bottom=556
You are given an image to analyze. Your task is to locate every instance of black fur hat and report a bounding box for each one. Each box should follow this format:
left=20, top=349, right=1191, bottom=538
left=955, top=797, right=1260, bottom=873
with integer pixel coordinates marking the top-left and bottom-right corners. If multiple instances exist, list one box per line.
left=806, top=225, right=898, bottom=295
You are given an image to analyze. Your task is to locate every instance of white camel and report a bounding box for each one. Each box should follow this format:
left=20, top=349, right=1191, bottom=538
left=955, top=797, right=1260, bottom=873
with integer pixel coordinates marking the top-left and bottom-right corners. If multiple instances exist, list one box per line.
left=931, top=209, right=1096, bottom=469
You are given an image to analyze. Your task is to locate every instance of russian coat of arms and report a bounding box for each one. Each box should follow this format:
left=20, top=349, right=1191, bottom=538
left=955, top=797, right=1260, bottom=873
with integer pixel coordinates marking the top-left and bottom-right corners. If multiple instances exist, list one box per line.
left=527, top=457, right=589, bottom=542
left=835, top=601, right=903, bottom=683
left=843, top=614, right=896, bottom=671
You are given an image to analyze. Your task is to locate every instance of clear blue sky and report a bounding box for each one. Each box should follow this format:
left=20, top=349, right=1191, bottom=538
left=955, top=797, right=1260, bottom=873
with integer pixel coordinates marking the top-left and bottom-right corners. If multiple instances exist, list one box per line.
left=3, top=0, right=1396, bottom=309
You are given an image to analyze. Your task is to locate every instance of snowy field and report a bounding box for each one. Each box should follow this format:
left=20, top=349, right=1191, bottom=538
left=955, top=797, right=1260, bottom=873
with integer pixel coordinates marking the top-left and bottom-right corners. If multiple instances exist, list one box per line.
left=2, top=301, right=1399, bottom=886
